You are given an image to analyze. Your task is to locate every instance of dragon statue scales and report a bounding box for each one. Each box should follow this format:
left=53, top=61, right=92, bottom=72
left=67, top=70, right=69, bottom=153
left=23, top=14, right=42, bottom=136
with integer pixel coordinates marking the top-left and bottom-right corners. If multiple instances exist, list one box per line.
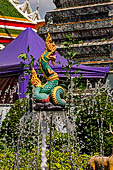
left=31, top=33, right=66, bottom=106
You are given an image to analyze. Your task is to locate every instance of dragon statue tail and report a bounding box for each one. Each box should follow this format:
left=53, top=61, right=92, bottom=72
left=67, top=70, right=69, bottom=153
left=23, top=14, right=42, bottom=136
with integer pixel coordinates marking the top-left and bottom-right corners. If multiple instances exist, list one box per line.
left=51, top=86, right=66, bottom=106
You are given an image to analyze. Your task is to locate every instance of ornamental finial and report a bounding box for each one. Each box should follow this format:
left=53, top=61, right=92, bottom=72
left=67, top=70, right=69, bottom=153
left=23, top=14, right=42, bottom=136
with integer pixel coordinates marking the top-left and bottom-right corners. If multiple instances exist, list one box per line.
left=46, top=33, right=56, bottom=53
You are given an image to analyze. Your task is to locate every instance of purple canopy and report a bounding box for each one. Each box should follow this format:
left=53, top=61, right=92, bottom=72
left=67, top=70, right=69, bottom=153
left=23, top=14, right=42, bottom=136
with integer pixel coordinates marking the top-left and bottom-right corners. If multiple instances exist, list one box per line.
left=0, top=27, right=109, bottom=76
left=0, top=27, right=109, bottom=98
left=0, top=27, right=67, bottom=69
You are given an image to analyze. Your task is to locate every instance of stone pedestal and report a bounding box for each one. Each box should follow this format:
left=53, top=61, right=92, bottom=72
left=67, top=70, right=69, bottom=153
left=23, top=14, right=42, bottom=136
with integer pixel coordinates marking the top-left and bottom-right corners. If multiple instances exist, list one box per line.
left=34, top=102, right=65, bottom=111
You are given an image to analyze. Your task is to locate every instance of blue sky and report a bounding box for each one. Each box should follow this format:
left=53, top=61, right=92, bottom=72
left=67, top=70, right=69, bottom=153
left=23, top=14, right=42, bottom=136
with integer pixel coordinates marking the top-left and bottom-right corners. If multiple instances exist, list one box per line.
left=19, top=0, right=56, bottom=19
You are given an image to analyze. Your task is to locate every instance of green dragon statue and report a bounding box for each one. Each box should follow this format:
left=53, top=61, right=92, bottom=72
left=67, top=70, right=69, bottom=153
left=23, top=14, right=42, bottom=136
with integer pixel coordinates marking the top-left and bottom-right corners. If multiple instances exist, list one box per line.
left=31, top=33, right=66, bottom=106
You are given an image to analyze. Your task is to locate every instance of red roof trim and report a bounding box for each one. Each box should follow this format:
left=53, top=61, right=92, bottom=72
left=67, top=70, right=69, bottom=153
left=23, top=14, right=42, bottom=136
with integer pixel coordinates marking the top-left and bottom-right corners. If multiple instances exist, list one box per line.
left=0, top=20, right=36, bottom=29
left=0, top=37, right=13, bottom=43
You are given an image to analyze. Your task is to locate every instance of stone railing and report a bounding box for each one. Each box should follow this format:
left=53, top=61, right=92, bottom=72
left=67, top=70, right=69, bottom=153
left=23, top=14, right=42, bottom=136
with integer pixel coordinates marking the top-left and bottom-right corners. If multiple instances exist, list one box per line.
left=53, top=0, right=111, bottom=8
left=45, top=4, right=113, bottom=24
left=39, top=27, right=113, bottom=46
left=50, top=27, right=113, bottom=43
left=58, top=42, right=112, bottom=60
left=39, top=17, right=113, bottom=34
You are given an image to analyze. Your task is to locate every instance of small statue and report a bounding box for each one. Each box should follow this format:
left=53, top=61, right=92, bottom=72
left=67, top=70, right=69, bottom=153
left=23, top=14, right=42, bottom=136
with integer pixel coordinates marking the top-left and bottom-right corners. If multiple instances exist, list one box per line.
left=89, top=124, right=113, bottom=170
left=31, top=33, right=66, bottom=107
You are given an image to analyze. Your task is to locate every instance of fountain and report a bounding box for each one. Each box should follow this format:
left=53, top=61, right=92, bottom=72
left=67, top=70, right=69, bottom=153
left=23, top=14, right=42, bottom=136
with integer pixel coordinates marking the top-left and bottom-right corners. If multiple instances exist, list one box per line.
left=0, top=78, right=113, bottom=169
left=0, top=34, right=113, bottom=170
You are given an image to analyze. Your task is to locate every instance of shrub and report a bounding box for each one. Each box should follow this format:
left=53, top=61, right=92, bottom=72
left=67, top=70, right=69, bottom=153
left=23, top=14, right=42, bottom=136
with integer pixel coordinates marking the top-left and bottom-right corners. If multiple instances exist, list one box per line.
left=74, top=89, right=113, bottom=155
left=0, top=98, right=28, bottom=147
left=0, top=145, right=90, bottom=170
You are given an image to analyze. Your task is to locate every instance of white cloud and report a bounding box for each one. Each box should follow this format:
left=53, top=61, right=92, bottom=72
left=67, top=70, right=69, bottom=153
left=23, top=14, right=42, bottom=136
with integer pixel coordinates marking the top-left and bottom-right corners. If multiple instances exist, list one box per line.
left=19, top=0, right=56, bottom=18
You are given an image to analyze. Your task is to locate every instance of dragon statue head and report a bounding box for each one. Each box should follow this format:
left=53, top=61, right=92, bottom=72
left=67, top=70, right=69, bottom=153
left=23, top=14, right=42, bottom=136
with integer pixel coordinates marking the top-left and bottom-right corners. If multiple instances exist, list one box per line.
left=45, top=33, right=57, bottom=66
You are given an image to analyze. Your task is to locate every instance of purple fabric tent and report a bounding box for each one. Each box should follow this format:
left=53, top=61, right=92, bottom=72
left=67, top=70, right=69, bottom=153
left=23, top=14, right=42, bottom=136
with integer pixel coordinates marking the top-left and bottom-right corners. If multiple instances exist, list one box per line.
left=0, top=27, right=67, bottom=69
left=0, top=27, right=109, bottom=98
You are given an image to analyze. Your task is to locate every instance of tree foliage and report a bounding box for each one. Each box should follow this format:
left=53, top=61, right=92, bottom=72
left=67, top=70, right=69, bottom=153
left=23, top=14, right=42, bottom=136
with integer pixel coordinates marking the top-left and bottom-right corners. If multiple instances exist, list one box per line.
left=0, top=98, right=28, bottom=147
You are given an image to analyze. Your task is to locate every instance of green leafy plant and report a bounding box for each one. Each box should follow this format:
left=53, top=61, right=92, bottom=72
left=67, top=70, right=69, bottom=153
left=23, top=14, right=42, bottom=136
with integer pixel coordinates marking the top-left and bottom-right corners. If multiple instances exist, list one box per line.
left=62, top=34, right=113, bottom=157
left=0, top=130, right=91, bottom=170
left=0, top=98, right=28, bottom=147
left=74, top=88, right=113, bottom=155
left=47, top=130, right=91, bottom=170
left=17, top=45, right=41, bottom=112
left=18, top=46, right=35, bottom=95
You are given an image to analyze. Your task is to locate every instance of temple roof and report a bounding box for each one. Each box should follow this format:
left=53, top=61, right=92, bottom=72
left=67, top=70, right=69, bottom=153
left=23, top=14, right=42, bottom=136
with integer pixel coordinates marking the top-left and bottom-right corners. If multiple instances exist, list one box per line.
left=0, top=0, right=44, bottom=47
left=0, top=0, right=41, bottom=22
left=0, top=0, right=26, bottom=19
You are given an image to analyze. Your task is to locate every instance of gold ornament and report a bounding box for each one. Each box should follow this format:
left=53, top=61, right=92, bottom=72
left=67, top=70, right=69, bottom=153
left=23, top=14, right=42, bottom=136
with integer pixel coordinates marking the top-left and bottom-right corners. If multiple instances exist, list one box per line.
left=31, top=68, right=42, bottom=87
left=46, top=33, right=56, bottom=53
